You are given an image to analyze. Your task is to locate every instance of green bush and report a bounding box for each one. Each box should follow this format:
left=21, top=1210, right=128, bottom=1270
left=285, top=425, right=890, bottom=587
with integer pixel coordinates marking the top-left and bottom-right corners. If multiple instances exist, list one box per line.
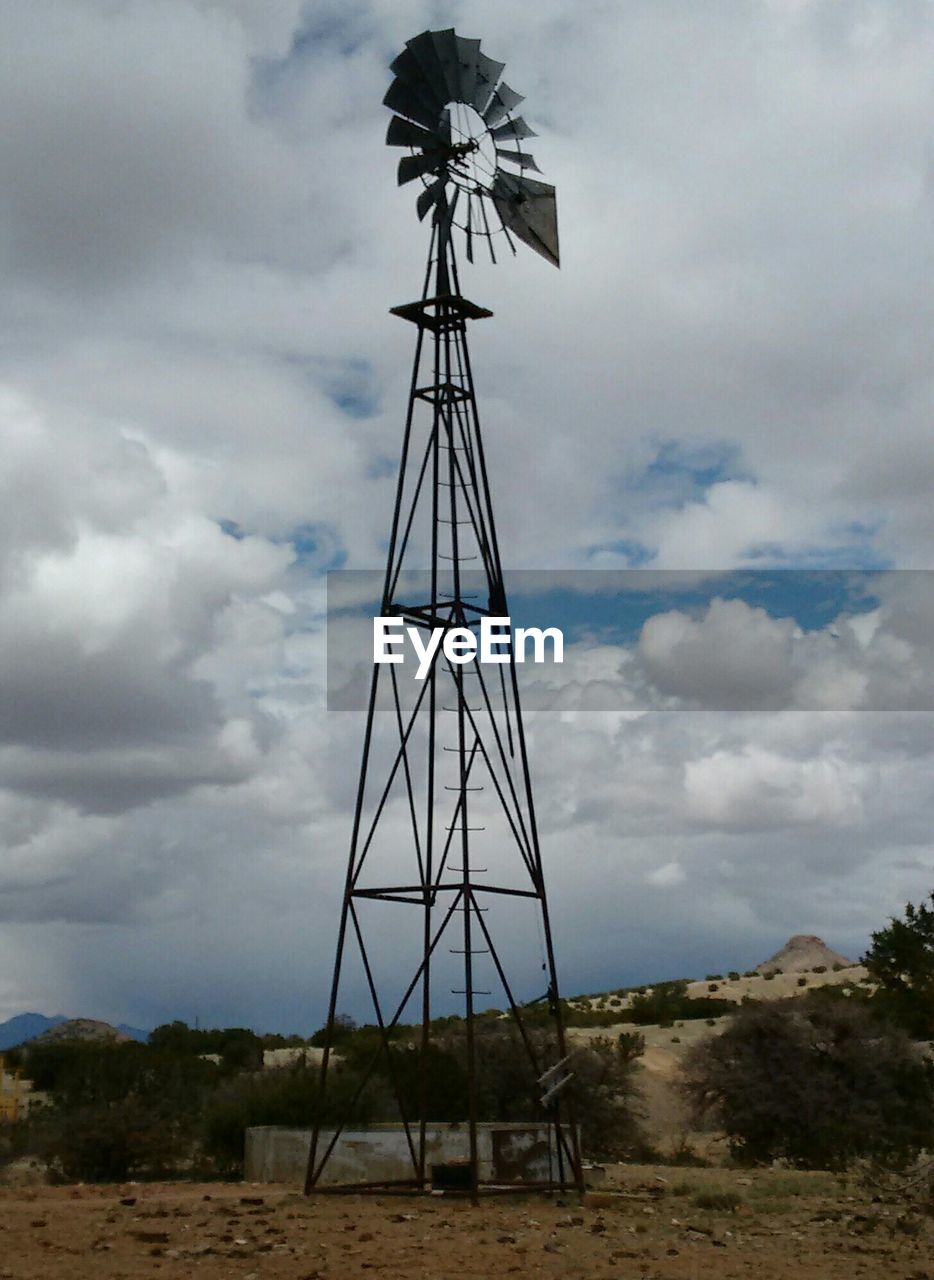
left=615, top=981, right=735, bottom=1027
left=681, top=998, right=934, bottom=1169
left=863, top=893, right=934, bottom=1039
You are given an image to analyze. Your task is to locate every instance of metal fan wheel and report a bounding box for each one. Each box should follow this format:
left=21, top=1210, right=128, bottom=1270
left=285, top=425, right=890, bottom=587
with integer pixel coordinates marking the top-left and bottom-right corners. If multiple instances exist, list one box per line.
left=384, top=28, right=560, bottom=268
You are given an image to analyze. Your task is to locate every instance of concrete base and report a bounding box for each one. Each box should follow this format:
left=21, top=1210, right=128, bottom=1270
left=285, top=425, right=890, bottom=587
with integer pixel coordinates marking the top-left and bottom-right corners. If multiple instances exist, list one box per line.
left=245, top=1122, right=568, bottom=1187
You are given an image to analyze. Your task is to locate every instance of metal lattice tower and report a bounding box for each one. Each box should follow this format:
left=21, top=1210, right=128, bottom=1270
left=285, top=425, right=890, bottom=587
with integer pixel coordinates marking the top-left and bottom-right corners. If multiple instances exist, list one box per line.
left=306, top=28, right=582, bottom=1200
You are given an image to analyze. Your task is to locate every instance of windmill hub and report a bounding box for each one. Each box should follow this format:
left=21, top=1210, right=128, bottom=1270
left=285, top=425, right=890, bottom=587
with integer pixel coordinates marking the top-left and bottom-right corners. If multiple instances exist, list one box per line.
left=443, top=103, right=498, bottom=194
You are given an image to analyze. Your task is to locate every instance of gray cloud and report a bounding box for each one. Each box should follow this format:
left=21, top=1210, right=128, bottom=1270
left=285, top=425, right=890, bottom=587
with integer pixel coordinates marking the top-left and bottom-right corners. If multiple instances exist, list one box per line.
left=1, top=0, right=933, bottom=1028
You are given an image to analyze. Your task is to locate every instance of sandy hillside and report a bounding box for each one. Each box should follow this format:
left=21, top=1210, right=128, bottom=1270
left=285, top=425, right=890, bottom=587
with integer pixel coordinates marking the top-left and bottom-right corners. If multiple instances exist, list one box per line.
left=568, top=935, right=869, bottom=1013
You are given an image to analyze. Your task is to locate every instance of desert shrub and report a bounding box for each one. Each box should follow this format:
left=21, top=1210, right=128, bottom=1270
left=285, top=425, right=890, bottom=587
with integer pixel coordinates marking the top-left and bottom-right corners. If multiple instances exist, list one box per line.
left=22, top=1042, right=220, bottom=1181
left=812, top=965, right=827, bottom=974
left=617, top=981, right=734, bottom=1027
left=453, top=1026, right=646, bottom=1162
left=864, top=893, right=934, bottom=1039
left=681, top=998, right=934, bottom=1170
left=705, top=974, right=723, bottom=982
left=670, top=1036, right=681, bottom=1044
left=148, top=1022, right=263, bottom=1071
left=763, top=972, right=775, bottom=981
left=744, top=971, right=758, bottom=978
left=666, top=1138, right=709, bottom=1168
left=694, top=1190, right=742, bottom=1211
left=566, top=1032, right=646, bottom=1161
left=832, top=963, right=845, bottom=972
left=30, top=1097, right=192, bottom=1181
left=797, top=977, right=808, bottom=987
left=728, top=972, right=741, bottom=982
left=708, top=984, right=719, bottom=993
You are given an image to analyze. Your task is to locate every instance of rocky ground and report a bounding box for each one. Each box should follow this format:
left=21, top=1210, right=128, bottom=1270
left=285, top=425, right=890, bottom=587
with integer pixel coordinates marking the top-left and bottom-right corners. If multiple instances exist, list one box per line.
left=0, top=1165, right=929, bottom=1279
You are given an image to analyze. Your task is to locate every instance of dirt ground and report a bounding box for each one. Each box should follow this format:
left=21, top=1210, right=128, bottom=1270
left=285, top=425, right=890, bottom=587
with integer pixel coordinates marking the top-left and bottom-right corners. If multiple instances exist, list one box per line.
left=0, top=1165, right=929, bottom=1280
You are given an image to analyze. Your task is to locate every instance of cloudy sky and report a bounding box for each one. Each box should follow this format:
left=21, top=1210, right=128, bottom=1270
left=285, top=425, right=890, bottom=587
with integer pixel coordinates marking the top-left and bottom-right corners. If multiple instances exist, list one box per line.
left=1, top=0, right=933, bottom=1033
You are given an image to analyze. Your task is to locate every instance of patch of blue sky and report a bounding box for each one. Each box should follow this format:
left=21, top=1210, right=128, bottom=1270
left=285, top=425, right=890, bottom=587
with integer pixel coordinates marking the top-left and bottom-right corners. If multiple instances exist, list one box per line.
left=281, top=523, right=346, bottom=572
left=640, top=439, right=749, bottom=497
left=742, top=535, right=890, bottom=572
left=584, top=441, right=748, bottom=565
left=502, top=569, right=883, bottom=646
left=218, top=518, right=347, bottom=575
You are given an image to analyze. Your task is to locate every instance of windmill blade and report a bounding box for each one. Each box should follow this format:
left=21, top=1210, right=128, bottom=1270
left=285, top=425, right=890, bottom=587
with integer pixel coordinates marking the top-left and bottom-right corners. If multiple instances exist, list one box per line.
left=429, top=28, right=462, bottom=101
left=406, top=30, right=454, bottom=107
left=472, top=51, right=505, bottom=114
left=384, top=75, right=444, bottom=131
left=495, top=148, right=543, bottom=174
left=386, top=114, right=440, bottom=149
left=490, top=116, right=537, bottom=143
left=417, top=176, right=446, bottom=222
left=492, top=172, right=560, bottom=267
left=387, top=47, right=448, bottom=130
left=398, top=152, right=444, bottom=186
left=454, top=35, right=482, bottom=104
left=484, top=82, right=525, bottom=128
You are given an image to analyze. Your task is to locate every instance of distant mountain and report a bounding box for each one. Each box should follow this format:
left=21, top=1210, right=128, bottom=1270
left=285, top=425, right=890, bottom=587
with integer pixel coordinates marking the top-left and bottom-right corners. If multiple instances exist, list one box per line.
left=0, top=1012, right=68, bottom=1050
left=0, top=1013, right=150, bottom=1050
left=117, top=1024, right=150, bottom=1043
left=756, top=934, right=856, bottom=974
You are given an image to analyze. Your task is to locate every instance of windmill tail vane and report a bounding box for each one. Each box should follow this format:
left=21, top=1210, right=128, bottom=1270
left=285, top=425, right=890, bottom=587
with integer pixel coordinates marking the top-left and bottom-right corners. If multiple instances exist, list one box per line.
left=306, top=28, right=581, bottom=1201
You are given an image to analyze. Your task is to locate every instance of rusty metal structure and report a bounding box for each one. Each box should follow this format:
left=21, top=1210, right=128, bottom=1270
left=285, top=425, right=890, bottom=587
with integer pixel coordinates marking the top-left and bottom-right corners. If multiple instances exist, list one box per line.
left=306, top=29, right=581, bottom=1200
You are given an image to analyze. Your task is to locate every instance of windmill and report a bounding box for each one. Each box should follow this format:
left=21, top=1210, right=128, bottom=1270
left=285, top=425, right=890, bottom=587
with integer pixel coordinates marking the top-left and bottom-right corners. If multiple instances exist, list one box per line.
left=306, top=29, right=581, bottom=1200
